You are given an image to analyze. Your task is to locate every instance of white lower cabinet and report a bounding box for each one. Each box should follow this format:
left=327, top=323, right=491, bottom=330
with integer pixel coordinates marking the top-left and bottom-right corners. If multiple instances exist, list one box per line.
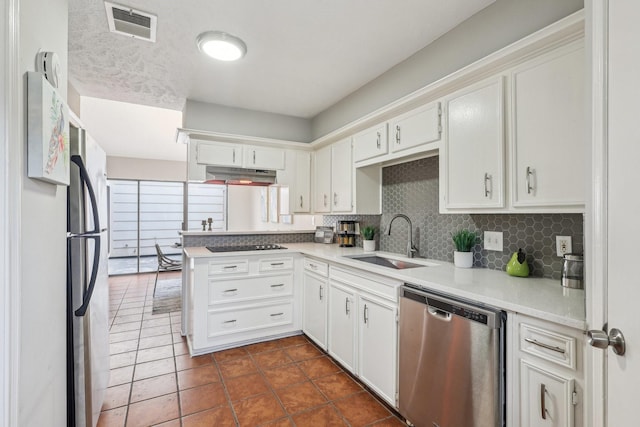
left=302, top=258, right=329, bottom=350
left=326, top=266, right=400, bottom=407
left=509, top=313, right=584, bottom=427
left=186, top=254, right=300, bottom=355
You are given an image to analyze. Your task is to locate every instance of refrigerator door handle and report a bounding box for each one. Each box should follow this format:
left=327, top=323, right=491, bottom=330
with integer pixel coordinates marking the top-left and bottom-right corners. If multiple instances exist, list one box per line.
left=72, top=234, right=100, bottom=317
left=70, top=154, right=101, bottom=234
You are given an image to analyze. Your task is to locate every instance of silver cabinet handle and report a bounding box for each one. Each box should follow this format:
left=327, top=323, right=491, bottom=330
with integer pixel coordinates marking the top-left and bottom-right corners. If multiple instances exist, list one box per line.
left=270, top=283, right=285, bottom=288
left=270, top=312, right=284, bottom=317
left=484, top=173, right=491, bottom=198
left=540, top=383, right=548, bottom=420
left=333, top=192, right=338, bottom=206
left=223, top=265, right=238, bottom=270
left=309, top=263, right=317, bottom=270
left=363, top=304, right=368, bottom=324
left=223, top=288, right=238, bottom=293
left=223, top=319, right=236, bottom=324
left=319, top=285, right=323, bottom=301
left=270, top=262, right=284, bottom=266
left=526, top=166, right=534, bottom=194
left=395, top=125, right=401, bottom=144
left=524, top=337, right=566, bottom=354
left=253, top=150, right=256, bottom=164
left=232, top=149, right=236, bottom=164
left=323, top=194, right=328, bottom=207
left=376, top=131, right=381, bottom=149
left=299, top=195, right=303, bottom=208
left=345, top=297, right=350, bottom=315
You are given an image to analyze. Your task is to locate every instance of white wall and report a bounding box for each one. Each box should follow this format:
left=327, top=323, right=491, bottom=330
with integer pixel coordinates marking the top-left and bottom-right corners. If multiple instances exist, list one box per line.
left=18, top=0, right=68, bottom=425
left=310, top=0, right=584, bottom=138
left=107, top=155, right=187, bottom=182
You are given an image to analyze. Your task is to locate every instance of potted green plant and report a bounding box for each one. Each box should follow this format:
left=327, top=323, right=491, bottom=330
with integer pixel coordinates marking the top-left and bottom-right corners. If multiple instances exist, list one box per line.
left=361, top=225, right=376, bottom=252
left=451, top=229, right=478, bottom=268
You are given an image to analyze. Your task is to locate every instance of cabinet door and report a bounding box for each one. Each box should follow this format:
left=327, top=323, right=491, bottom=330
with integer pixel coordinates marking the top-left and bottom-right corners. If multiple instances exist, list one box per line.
left=511, top=43, right=585, bottom=208
left=389, top=102, right=441, bottom=153
left=245, top=146, right=286, bottom=170
left=520, top=360, right=575, bottom=427
left=313, top=146, right=332, bottom=213
left=330, top=138, right=353, bottom=212
left=353, top=123, right=388, bottom=163
left=328, top=282, right=356, bottom=373
left=302, top=271, right=327, bottom=350
left=444, top=77, right=505, bottom=209
left=293, top=151, right=311, bottom=212
left=196, top=141, right=243, bottom=167
left=358, top=294, right=397, bottom=406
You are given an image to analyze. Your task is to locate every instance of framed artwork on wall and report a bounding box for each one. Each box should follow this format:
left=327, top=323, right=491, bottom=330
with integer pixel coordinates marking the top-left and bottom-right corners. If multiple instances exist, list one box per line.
left=27, top=71, right=70, bottom=185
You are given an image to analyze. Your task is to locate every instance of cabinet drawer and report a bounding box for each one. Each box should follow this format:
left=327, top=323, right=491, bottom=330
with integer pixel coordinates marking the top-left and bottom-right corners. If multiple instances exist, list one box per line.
left=207, top=301, right=293, bottom=337
left=207, top=259, right=249, bottom=275
left=259, top=257, right=294, bottom=272
left=208, top=274, right=293, bottom=305
left=520, top=323, right=577, bottom=370
left=304, top=258, right=328, bottom=277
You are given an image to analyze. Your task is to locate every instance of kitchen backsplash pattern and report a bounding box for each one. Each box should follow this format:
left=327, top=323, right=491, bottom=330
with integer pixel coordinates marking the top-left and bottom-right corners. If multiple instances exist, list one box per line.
left=322, top=215, right=382, bottom=248
left=330, top=156, right=584, bottom=279
left=182, top=232, right=315, bottom=248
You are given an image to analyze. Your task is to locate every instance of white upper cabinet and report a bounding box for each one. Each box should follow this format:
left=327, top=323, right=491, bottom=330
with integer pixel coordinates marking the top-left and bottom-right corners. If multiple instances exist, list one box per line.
left=510, top=41, right=585, bottom=209
left=443, top=77, right=505, bottom=210
left=244, top=145, right=286, bottom=170
left=313, top=145, right=332, bottom=213
left=292, top=151, right=311, bottom=213
left=196, top=140, right=243, bottom=167
left=353, top=123, right=388, bottom=163
left=330, top=138, right=353, bottom=212
left=389, top=102, right=441, bottom=153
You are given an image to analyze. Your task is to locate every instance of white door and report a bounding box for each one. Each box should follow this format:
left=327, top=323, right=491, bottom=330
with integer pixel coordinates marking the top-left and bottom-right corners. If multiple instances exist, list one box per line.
left=302, top=271, right=327, bottom=350
left=313, top=146, right=331, bottom=213
left=596, top=2, right=640, bottom=425
left=330, top=138, right=353, bottom=212
left=327, top=282, right=356, bottom=372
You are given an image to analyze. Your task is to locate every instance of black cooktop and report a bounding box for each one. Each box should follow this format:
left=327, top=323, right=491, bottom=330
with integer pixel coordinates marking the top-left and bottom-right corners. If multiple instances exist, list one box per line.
left=206, top=244, right=287, bottom=253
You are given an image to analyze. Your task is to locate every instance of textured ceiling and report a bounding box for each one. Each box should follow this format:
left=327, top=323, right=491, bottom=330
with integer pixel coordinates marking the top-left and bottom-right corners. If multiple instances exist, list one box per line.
left=68, top=0, right=494, bottom=118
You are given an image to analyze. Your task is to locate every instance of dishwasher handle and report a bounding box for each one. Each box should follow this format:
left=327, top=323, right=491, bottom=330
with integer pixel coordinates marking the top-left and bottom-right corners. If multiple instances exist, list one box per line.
left=427, top=306, right=452, bottom=321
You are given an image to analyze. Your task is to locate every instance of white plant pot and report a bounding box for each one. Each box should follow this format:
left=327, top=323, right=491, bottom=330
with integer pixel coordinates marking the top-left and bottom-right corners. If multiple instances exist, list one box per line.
left=363, top=240, right=376, bottom=252
left=454, top=251, right=473, bottom=268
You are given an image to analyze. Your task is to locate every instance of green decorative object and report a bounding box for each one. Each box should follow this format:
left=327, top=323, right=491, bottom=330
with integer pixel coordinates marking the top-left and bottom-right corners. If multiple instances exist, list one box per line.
left=506, top=248, right=529, bottom=277
left=360, top=225, right=376, bottom=240
left=451, top=229, right=478, bottom=252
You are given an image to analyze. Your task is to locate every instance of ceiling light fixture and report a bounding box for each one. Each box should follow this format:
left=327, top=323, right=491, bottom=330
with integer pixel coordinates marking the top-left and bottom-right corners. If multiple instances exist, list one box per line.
left=197, top=31, right=247, bottom=61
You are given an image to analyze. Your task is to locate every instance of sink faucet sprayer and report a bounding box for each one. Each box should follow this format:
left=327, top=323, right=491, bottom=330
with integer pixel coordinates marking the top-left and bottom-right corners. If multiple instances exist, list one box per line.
left=387, top=214, right=418, bottom=258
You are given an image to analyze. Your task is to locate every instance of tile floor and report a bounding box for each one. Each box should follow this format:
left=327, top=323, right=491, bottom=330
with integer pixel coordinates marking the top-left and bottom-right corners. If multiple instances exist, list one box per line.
left=99, top=272, right=406, bottom=427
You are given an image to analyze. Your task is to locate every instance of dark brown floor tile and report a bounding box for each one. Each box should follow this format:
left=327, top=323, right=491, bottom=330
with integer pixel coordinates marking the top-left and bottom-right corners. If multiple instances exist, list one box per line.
left=218, top=355, right=258, bottom=379
left=213, top=346, right=249, bottom=363
left=110, top=339, right=139, bottom=355
left=252, top=349, right=293, bottom=369
left=109, top=365, right=134, bottom=387
left=181, top=405, right=236, bottom=427
left=313, top=372, right=363, bottom=400
left=139, top=325, right=172, bottom=338
left=276, top=381, right=327, bottom=414
left=232, top=392, right=286, bottom=426
left=177, top=364, right=220, bottom=390
left=110, top=330, right=140, bottom=344
left=110, top=351, right=137, bottom=369
left=262, top=417, right=294, bottom=427
left=173, top=341, right=189, bottom=356
left=279, top=335, right=309, bottom=348
left=298, top=356, right=341, bottom=379
left=179, top=382, right=227, bottom=416
left=333, top=391, right=391, bottom=427
left=284, top=343, right=322, bottom=361
left=136, top=344, right=174, bottom=364
left=102, top=383, right=131, bottom=411
left=292, top=404, right=348, bottom=427
left=175, top=353, right=213, bottom=371
left=125, top=393, right=179, bottom=427
left=225, top=372, right=270, bottom=401
left=138, top=333, right=173, bottom=350
left=244, top=339, right=282, bottom=354
left=133, top=357, right=175, bottom=381
left=368, top=416, right=407, bottom=426
left=97, top=406, right=127, bottom=427
left=262, top=363, right=308, bottom=389
left=130, top=372, right=177, bottom=403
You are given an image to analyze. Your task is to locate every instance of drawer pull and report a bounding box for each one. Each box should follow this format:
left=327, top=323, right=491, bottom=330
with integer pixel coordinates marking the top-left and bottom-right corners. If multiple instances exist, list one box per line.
left=223, top=288, right=238, bottom=293
left=223, top=319, right=237, bottom=324
left=309, top=263, right=317, bottom=269
left=270, top=283, right=285, bottom=288
left=223, top=265, right=238, bottom=270
left=525, top=337, right=566, bottom=354
left=270, top=312, right=284, bottom=317
left=270, top=262, right=285, bottom=266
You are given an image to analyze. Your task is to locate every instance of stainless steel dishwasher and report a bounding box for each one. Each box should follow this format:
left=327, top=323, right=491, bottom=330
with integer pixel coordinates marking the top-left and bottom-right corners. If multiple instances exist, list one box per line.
left=398, top=285, right=505, bottom=427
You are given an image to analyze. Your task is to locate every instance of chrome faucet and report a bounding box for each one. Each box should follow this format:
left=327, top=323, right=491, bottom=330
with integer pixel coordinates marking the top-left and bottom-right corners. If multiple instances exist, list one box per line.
left=387, top=214, right=418, bottom=258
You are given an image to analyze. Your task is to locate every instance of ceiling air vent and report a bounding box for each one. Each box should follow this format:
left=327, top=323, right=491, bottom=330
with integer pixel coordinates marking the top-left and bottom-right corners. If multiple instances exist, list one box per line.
left=104, top=1, right=157, bottom=42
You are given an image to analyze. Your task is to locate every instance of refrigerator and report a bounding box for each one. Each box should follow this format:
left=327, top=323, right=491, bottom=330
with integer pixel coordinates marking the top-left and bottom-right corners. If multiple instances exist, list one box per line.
left=67, top=124, right=110, bottom=427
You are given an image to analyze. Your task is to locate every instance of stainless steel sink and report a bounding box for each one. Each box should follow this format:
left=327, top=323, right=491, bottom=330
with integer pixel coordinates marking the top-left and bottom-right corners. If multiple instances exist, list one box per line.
left=344, top=254, right=427, bottom=270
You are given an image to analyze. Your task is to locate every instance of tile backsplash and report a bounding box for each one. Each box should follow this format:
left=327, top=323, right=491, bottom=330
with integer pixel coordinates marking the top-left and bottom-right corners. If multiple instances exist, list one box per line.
left=326, top=156, right=584, bottom=279
left=182, top=232, right=315, bottom=248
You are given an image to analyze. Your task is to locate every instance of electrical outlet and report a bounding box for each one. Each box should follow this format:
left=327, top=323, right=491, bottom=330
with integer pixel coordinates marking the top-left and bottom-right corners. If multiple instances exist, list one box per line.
left=556, top=236, right=572, bottom=257
left=484, top=231, right=503, bottom=251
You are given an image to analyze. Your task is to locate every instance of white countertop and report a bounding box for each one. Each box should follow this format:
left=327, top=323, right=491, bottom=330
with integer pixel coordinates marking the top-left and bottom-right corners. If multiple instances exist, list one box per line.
left=184, top=242, right=586, bottom=330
